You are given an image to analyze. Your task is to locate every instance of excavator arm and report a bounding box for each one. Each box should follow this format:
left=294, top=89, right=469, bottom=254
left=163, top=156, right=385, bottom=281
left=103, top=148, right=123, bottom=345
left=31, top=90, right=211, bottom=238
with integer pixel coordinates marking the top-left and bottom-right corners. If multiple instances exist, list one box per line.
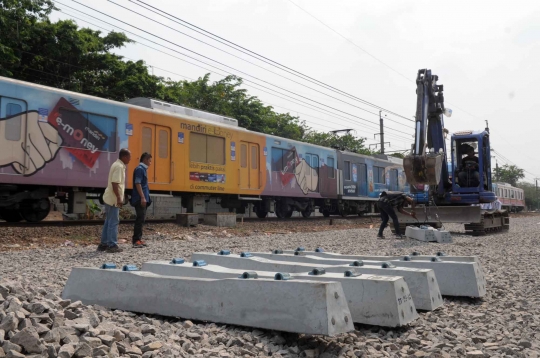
left=403, top=69, right=451, bottom=194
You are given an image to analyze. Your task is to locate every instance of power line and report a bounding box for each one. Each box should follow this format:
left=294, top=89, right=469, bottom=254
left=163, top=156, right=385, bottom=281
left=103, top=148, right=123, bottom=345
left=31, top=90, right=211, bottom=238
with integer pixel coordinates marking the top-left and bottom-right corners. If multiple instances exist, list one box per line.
left=108, top=0, right=412, bottom=126
left=131, top=0, right=415, bottom=123
left=55, top=1, right=415, bottom=135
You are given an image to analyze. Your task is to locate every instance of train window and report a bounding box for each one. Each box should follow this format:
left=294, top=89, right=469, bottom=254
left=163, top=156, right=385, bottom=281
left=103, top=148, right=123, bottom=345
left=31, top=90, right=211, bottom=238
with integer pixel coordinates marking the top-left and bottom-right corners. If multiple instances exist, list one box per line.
left=374, top=166, right=385, bottom=184
left=311, top=155, right=319, bottom=173
left=327, top=157, right=335, bottom=178
left=240, top=144, right=247, bottom=168
left=7, top=103, right=22, bottom=116
left=504, top=189, right=507, bottom=197
left=207, top=135, right=225, bottom=164
left=251, top=146, right=258, bottom=169
left=190, top=133, right=225, bottom=164
left=272, top=148, right=296, bottom=173
left=57, top=108, right=117, bottom=152
left=4, top=103, right=22, bottom=141
left=344, top=161, right=351, bottom=181
left=158, top=130, right=168, bottom=158
left=142, top=127, right=153, bottom=156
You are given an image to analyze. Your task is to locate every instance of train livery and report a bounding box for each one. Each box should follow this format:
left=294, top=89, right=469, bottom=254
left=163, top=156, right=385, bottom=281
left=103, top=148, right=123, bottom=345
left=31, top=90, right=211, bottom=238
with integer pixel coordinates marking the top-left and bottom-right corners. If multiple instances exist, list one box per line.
left=492, top=182, right=525, bottom=212
left=0, top=77, right=518, bottom=222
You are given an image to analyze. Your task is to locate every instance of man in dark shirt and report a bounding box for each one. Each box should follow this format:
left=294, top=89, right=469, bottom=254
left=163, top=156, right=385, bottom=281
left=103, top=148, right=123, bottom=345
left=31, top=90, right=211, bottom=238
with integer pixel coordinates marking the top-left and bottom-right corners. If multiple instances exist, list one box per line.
left=131, top=152, right=152, bottom=248
left=458, top=146, right=480, bottom=186
left=377, top=191, right=416, bottom=239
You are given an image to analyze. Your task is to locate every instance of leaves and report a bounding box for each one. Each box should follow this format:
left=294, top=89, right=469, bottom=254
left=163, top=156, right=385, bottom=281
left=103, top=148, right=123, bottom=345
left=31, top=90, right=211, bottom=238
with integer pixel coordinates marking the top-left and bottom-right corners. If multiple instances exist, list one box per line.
left=494, top=164, right=525, bottom=186
left=0, top=1, right=370, bottom=151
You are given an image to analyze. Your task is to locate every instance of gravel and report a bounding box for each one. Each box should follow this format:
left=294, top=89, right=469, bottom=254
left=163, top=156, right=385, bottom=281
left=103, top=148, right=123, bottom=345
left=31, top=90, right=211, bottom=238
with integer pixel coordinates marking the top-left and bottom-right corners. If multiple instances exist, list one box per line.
left=0, top=215, right=539, bottom=357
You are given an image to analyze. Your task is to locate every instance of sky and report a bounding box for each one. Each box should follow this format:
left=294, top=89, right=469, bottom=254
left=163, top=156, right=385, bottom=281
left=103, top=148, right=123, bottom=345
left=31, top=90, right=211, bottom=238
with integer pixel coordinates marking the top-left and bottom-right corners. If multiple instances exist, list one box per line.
left=50, top=0, right=540, bottom=183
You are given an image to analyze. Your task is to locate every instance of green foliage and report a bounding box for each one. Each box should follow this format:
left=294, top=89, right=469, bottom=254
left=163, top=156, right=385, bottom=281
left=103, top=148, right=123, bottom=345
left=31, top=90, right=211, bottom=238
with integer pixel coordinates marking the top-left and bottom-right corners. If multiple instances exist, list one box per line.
left=0, top=1, right=370, bottom=151
left=389, top=152, right=406, bottom=159
left=303, top=132, right=372, bottom=154
left=494, top=164, right=525, bottom=186
left=517, top=182, right=539, bottom=210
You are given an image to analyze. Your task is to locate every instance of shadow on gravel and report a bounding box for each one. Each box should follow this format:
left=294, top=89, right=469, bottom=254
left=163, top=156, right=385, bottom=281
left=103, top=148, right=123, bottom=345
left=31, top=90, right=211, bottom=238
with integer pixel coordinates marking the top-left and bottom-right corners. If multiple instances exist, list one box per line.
left=443, top=296, right=485, bottom=306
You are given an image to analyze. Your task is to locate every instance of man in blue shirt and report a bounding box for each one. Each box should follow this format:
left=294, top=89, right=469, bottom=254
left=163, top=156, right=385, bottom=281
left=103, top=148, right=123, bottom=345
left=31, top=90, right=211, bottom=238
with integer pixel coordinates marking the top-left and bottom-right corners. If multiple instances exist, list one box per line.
left=131, top=152, right=152, bottom=248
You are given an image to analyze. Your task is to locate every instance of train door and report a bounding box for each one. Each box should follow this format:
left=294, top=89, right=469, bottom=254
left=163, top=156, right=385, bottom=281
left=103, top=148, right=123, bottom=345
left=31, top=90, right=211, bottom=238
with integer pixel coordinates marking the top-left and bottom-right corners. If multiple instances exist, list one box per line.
left=0, top=96, right=28, bottom=176
left=358, top=163, right=367, bottom=196
left=141, top=124, right=171, bottom=184
left=239, top=141, right=260, bottom=189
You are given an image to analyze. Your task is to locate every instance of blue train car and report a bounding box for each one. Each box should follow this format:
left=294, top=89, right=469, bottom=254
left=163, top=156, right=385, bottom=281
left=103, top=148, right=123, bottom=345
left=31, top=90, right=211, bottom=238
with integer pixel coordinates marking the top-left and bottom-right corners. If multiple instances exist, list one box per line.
left=331, top=151, right=410, bottom=216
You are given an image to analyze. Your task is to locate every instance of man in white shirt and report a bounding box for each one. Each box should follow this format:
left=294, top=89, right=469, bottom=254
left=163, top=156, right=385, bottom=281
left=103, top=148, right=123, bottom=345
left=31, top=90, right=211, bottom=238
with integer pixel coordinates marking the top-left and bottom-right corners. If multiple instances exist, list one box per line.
left=98, top=148, right=131, bottom=253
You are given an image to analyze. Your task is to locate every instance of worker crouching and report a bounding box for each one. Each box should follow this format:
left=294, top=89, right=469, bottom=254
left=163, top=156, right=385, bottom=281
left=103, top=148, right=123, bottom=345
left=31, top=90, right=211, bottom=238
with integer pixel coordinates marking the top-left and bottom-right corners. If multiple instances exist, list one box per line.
left=377, top=191, right=416, bottom=239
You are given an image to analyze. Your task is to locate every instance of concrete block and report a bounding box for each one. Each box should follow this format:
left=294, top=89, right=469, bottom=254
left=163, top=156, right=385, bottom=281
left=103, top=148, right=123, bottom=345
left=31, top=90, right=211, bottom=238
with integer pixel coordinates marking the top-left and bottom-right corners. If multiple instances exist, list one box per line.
left=405, top=226, right=437, bottom=242
left=191, top=253, right=443, bottom=311
left=62, top=268, right=353, bottom=336
left=143, top=261, right=419, bottom=327
left=281, top=251, right=485, bottom=297
left=176, top=213, right=198, bottom=227
left=283, top=250, right=479, bottom=263
left=204, top=213, right=236, bottom=227
left=432, top=229, right=452, bottom=243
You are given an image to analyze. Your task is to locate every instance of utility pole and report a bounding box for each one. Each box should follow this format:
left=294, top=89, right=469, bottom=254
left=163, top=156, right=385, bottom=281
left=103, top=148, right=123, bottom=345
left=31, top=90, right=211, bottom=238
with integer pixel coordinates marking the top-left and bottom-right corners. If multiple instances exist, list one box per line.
left=536, top=179, right=539, bottom=211
left=379, top=110, right=385, bottom=154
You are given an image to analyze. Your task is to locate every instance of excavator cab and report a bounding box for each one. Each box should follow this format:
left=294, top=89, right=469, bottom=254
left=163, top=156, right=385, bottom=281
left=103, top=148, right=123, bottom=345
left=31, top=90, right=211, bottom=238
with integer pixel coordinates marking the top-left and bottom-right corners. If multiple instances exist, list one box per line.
left=450, top=131, right=496, bottom=203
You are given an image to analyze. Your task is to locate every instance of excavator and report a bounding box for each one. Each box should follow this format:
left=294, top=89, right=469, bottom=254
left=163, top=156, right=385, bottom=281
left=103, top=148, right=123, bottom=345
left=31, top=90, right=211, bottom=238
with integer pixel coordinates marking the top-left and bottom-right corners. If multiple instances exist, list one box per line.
left=398, top=69, right=509, bottom=235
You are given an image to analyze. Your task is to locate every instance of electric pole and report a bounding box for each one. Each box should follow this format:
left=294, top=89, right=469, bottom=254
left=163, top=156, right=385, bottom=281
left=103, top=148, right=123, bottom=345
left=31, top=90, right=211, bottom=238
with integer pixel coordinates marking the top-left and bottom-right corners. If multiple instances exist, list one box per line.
left=379, top=110, right=385, bottom=154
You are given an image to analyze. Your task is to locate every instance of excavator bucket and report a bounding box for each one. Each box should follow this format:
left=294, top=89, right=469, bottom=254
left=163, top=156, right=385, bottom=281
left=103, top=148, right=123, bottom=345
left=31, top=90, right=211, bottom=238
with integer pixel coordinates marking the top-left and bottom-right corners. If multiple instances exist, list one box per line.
left=403, top=153, right=443, bottom=186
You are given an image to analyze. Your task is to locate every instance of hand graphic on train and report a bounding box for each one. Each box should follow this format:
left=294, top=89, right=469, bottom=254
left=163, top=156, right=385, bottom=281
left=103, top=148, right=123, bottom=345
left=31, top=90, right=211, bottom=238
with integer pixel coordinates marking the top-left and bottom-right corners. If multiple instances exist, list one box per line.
left=0, top=111, right=62, bottom=175
left=294, top=159, right=319, bottom=195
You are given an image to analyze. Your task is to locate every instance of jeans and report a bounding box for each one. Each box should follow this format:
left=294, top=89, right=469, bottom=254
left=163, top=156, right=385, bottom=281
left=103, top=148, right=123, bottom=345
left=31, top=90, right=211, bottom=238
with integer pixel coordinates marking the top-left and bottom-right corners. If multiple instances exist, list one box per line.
left=101, top=204, right=120, bottom=247
left=377, top=201, right=401, bottom=236
left=132, top=201, right=147, bottom=244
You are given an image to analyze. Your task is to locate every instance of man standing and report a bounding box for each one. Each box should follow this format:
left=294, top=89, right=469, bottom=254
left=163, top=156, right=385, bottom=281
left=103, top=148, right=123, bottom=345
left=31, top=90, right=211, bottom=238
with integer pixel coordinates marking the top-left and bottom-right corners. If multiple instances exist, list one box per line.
left=377, top=191, right=416, bottom=239
left=131, top=152, right=152, bottom=248
left=98, top=148, right=131, bottom=253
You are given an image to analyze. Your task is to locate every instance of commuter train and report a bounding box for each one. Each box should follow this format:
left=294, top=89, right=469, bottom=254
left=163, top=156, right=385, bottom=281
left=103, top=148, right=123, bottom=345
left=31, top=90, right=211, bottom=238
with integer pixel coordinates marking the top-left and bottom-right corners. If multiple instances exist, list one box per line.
left=0, top=77, right=520, bottom=222
left=492, top=182, right=525, bottom=212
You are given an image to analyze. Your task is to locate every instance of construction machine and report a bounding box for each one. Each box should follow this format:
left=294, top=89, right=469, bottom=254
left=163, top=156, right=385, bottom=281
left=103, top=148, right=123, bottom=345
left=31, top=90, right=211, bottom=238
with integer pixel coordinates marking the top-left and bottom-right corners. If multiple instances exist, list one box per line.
left=398, top=69, right=509, bottom=235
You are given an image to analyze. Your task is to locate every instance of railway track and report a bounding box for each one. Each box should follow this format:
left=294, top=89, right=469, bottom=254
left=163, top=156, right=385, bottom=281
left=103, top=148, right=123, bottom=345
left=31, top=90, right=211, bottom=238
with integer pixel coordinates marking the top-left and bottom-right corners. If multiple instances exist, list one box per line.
left=0, top=214, right=377, bottom=228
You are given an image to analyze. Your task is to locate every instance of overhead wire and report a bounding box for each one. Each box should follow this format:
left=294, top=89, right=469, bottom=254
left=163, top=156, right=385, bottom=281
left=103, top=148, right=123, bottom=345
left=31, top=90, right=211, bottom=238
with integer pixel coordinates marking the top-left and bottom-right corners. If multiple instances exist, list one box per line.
left=53, top=3, right=415, bottom=140
left=131, top=0, right=415, bottom=123
left=108, top=0, right=411, bottom=126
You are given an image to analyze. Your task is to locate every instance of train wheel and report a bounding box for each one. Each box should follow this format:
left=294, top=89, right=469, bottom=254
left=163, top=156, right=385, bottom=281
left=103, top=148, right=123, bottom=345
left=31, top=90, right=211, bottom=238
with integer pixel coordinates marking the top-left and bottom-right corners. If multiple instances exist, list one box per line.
left=322, top=211, right=330, bottom=217
left=0, top=209, right=22, bottom=222
left=301, top=210, right=312, bottom=218
left=19, top=199, right=51, bottom=222
left=284, top=210, right=293, bottom=218
left=255, top=209, right=268, bottom=219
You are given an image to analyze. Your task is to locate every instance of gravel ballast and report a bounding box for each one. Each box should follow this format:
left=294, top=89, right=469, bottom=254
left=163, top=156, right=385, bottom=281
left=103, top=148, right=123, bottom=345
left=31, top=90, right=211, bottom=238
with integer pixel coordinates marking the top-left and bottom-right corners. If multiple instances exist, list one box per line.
left=0, top=216, right=539, bottom=357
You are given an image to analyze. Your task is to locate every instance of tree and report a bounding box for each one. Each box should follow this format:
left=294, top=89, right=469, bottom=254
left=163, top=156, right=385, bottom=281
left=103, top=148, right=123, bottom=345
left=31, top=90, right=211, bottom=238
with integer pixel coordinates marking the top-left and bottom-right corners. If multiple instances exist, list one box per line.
left=161, top=74, right=308, bottom=140
left=389, top=153, right=405, bottom=159
left=303, top=132, right=372, bottom=154
left=0, top=0, right=55, bottom=76
left=493, top=164, right=525, bottom=186
left=517, top=182, right=539, bottom=210
left=0, top=1, right=369, bottom=149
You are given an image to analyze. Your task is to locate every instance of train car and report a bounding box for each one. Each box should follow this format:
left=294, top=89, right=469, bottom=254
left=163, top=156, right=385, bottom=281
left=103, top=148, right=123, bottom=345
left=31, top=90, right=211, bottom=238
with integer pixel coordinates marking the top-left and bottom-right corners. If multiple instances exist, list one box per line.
left=492, top=182, right=525, bottom=212
left=0, top=76, right=338, bottom=221
left=331, top=151, right=410, bottom=216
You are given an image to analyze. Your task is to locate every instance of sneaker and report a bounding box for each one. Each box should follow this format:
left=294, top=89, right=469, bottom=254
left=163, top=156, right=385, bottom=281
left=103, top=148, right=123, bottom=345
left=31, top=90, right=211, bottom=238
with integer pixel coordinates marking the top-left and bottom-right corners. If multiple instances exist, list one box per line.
left=376, top=235, right=385, bottom=239
left=106, top=245, right=123, bottom=253
left=394, top=235, right=404, bottom=239
left=132, top=240, right=146, bottom=248
left=96, top=244, right=108, bottom=252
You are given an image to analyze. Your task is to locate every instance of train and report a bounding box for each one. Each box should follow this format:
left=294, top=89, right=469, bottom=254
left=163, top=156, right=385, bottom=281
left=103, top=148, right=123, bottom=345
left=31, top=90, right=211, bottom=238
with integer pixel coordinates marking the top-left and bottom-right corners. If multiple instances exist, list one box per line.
left=0, top=76, right=522, bottom=222
left=492, top=182, right=525, bottom=212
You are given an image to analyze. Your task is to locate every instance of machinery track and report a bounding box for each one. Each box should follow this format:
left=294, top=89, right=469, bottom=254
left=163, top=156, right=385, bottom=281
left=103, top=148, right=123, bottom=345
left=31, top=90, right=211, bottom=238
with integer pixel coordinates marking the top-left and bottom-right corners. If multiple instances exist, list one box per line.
left=464, top=210, right=510, bottom=236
